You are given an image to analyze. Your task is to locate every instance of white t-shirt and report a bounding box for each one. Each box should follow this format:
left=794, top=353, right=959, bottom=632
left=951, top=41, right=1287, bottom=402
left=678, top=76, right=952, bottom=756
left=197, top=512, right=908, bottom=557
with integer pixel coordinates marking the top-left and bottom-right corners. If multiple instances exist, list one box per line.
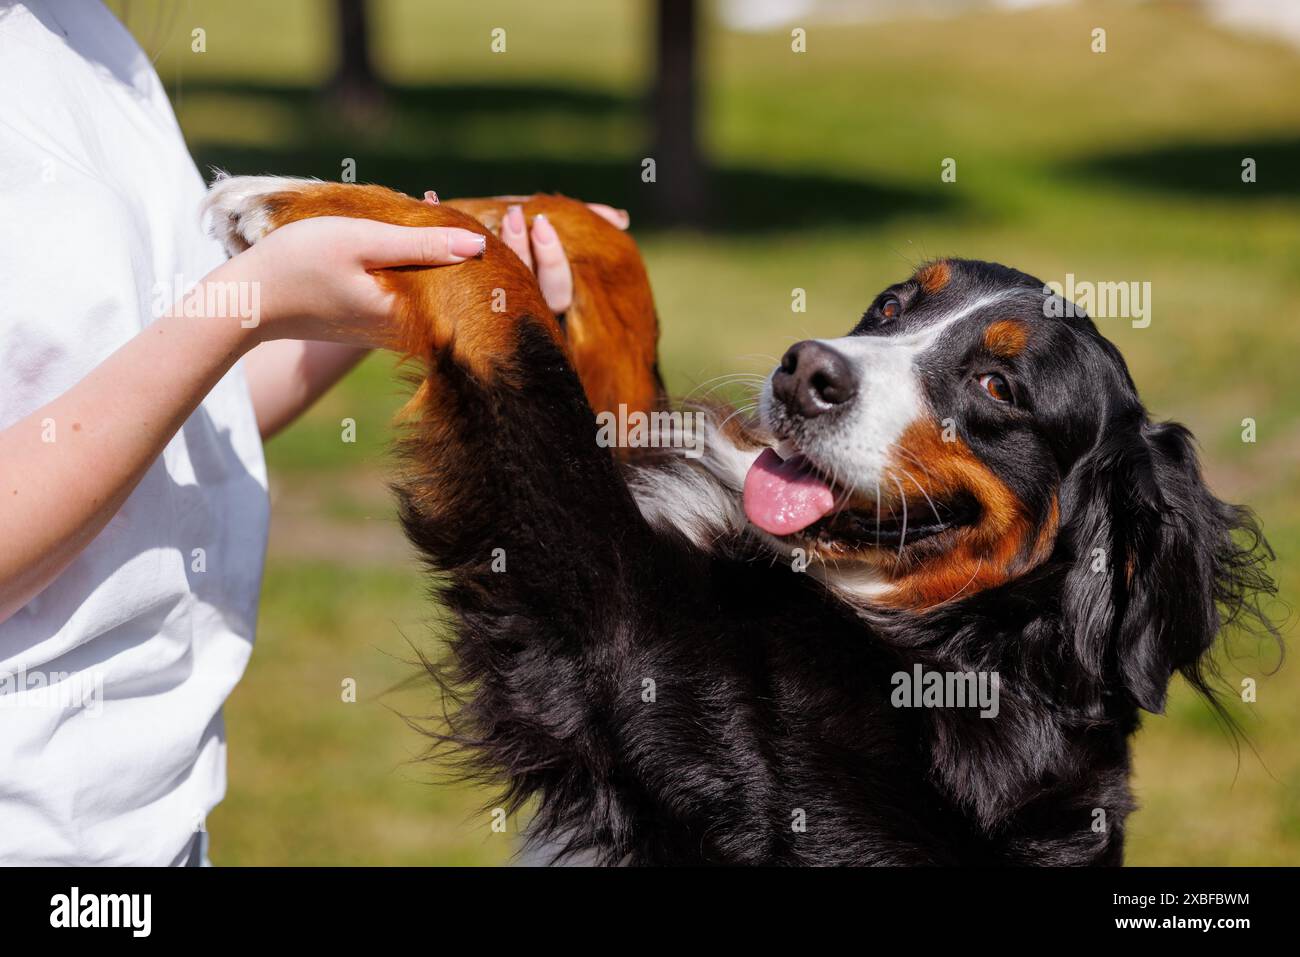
left=0, top=0, right=269, bottom=865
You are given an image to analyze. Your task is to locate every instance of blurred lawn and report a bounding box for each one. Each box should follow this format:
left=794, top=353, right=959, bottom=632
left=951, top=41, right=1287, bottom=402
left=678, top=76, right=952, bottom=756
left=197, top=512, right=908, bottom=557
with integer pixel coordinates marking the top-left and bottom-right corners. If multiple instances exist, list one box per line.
left=141, top=0, right=1299, bottom=864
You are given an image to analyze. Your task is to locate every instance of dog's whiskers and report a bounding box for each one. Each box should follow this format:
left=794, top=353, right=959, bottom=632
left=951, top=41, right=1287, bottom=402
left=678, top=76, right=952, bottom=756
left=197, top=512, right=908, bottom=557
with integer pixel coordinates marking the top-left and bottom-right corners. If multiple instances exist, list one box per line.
left=682, top=373, right=767, bottom=404
left=874, top=478, right=882, bottom=549
left=717, top=402, right=760, bottom=432
left=942, top=559, right=984, bottom=604
left=828, top=459, right=855, bottom=515
left=898, top=466, right=944, bottom=527
left=891, top=473, right=909, bottom=563
left=889, top=443, right=936, bottom=486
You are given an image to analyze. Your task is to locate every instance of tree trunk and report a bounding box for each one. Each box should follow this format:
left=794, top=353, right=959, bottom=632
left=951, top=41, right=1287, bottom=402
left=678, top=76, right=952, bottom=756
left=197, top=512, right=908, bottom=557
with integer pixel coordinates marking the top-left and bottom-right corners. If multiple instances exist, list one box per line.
left=329, top=0, right=384, bottom=122
left=651, top=0, right=708, bottom=226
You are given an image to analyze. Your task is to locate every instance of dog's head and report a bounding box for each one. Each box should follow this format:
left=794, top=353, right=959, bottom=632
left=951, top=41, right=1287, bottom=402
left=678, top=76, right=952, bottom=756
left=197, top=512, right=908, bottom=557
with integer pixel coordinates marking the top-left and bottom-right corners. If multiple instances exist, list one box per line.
left=749, top=258, right=1275, bottom=712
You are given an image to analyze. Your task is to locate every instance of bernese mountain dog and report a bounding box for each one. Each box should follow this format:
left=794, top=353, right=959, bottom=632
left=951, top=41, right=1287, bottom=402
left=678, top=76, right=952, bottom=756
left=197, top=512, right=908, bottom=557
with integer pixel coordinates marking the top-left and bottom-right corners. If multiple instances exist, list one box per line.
left=205, top=177, right=1278, bottom=866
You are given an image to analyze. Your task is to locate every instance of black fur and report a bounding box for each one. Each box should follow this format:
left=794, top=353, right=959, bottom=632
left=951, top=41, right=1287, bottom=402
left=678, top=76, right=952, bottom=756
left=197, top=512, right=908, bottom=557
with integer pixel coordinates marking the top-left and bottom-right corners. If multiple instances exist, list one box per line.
left=401, top=263, right=1278, bottom=866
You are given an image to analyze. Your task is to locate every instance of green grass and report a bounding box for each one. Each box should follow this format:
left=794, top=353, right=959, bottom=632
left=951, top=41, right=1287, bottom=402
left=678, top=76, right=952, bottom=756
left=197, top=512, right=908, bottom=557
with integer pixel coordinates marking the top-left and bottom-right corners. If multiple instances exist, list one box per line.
left=212, top=559, right=514, bottom=865
left=128, top=0, right=1300, bottom=864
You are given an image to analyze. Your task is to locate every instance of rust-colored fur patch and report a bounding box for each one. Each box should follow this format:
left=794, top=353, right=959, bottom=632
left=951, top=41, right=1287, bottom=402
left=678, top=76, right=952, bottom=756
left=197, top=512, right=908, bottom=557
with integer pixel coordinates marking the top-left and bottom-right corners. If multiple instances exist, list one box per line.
left=983, top=319, right=1029, bottom=360
left=914, top=260, right=951, bottom=295
left=449, top=196, right=662, bottom=420
left=866, top=419, right=1057, bottom=610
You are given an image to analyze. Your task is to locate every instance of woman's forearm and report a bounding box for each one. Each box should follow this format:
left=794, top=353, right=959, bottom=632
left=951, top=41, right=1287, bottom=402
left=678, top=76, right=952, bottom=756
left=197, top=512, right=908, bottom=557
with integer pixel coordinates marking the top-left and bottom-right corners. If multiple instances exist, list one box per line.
left=242, top=339, right=369, bottom=440
left=0, top=274, right=254, bottom=622
left=1, top=215, right=487, bottom=622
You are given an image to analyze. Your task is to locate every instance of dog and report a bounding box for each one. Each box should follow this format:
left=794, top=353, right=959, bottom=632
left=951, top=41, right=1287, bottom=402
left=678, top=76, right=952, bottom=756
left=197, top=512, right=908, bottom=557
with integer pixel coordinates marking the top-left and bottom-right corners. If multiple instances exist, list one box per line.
left=204, top=176, right=1278, bottom=865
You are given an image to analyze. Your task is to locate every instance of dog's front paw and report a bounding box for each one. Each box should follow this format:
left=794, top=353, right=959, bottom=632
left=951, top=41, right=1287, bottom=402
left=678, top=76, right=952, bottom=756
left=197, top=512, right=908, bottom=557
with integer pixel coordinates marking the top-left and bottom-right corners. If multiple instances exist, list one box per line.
left=201, top=172, right=318, bottom=256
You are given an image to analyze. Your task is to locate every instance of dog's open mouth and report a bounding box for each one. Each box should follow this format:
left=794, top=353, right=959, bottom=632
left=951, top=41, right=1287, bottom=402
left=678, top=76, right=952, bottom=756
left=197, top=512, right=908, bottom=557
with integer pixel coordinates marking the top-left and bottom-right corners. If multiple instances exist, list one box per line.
left=742, top=447, right=977, bottom=548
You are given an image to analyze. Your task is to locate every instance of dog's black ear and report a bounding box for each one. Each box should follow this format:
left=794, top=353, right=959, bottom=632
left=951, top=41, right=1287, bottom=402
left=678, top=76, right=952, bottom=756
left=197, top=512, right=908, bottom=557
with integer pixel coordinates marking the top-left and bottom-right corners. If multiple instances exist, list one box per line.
left=1061, top=414, right=1276, bottom=713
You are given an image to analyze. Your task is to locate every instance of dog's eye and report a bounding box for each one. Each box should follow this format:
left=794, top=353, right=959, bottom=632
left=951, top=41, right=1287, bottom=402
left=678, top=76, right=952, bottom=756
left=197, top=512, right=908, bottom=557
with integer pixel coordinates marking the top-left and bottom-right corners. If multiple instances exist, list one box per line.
left=978, top=373, right=1013, bottom=404
left=879, top=296, right=901, bottom=320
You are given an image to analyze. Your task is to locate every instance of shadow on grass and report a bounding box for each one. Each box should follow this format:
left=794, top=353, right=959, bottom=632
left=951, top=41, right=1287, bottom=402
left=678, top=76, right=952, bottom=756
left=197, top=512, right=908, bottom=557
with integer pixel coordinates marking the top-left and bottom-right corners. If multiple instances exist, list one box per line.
left=1067, top=136, right=1300, bottom=200
left=172, top=80, right=958, bottom=231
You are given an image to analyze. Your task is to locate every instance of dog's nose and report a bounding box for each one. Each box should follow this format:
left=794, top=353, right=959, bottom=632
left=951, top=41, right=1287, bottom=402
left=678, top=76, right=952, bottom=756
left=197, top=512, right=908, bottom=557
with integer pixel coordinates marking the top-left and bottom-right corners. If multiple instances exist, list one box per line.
left=772, top=340, right=858, bottom=418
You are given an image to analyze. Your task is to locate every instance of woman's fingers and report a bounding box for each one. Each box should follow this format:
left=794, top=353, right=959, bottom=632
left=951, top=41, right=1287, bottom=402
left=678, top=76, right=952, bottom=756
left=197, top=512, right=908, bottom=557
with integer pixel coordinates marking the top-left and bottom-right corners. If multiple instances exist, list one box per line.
left=585, top=203, right=630, bottom=230
left=502, top=204, right=534, bottom=272
left=497, top=205, right=572, bottom=313
left=530, top=214, right=573, bottom=314
left=377, top=197, right=591, bottom=315
left=354, top=220, right=485, bottom=268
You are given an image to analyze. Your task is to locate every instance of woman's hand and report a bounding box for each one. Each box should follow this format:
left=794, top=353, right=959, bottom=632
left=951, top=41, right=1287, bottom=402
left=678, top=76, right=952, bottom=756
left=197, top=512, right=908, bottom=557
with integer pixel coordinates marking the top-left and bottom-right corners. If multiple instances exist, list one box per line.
left=205, top=195, right=630, bottom=350
left=222, top=216, right=488, bottom=349
left=496, top=201, right=630, bottom=315
left=228, top=195, right=627, bottom=438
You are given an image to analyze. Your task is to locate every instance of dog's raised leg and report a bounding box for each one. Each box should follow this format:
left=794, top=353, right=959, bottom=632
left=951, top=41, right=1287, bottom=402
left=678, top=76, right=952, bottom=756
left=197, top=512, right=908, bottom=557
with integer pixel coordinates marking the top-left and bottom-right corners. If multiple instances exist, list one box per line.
left=204, top=177, right=663, bottom=424
left=203, top=176, right=694, bottom=863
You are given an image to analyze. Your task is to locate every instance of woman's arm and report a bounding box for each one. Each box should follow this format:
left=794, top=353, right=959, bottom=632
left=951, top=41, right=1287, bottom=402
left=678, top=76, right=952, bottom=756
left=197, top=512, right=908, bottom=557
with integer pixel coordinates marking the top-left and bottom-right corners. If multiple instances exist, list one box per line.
left=0, top=219, right=486, bottom=622
left=0, top=298, right=251, bottom=622
left=242, top=340, right=368, bottom=440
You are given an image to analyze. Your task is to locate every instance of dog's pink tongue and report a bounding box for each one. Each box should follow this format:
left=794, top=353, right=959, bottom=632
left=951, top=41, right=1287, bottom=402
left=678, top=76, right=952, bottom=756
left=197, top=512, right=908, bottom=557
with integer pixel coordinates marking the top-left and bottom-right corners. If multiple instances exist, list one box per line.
left=743, top=448, right=835, bottom=536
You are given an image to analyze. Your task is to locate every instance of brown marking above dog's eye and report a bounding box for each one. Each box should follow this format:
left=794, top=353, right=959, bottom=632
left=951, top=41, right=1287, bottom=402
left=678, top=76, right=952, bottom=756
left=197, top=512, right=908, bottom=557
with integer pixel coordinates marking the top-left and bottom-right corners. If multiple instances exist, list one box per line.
left=983, top=319, right=1029, bottom=360
left=915, top=260, right=951, bottom=296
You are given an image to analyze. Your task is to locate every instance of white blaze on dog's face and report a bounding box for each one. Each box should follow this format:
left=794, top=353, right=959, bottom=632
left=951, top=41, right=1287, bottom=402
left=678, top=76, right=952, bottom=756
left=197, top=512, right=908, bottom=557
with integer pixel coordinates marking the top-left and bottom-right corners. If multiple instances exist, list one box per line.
left=745, top=259, right=1094, bottom=609
left=755, top=291, right=1011, bottom=509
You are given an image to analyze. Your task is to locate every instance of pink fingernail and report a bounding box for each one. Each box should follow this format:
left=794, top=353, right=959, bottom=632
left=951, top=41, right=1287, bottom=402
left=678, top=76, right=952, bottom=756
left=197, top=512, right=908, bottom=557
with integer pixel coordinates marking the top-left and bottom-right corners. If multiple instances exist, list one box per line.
left=424, top=190, right=440, bottom=205
left=505, top=204, right=524, bottom=234
left=532, top=213, right=557, bottom=245
left=449, top=230, right=487, bottom=259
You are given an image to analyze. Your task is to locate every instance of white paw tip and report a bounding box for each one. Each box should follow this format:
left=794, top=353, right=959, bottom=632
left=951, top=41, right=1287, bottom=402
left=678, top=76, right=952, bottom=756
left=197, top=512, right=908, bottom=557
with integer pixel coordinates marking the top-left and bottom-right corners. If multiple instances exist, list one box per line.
left=201, top=173, right=317, bottom=256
